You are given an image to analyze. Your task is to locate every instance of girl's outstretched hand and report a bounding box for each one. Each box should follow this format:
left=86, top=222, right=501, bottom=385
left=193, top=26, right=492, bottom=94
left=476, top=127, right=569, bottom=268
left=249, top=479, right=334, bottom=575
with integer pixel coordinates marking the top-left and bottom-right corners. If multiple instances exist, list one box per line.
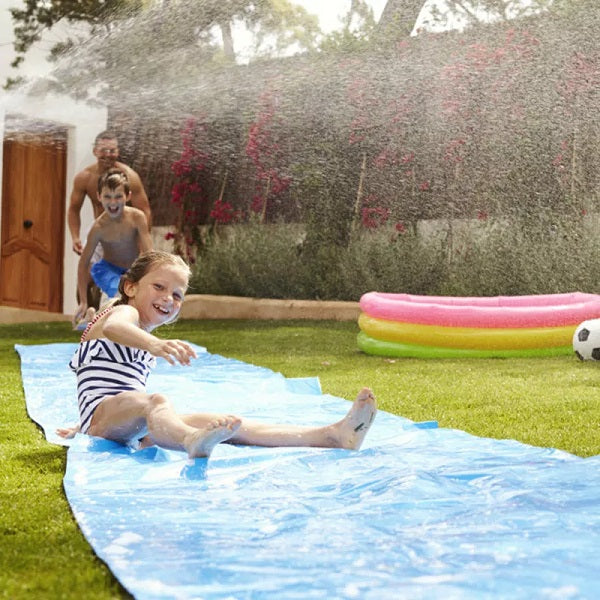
left=149, top=339, right=198, bottom=366
left=56, top=424, right=80, bottom=439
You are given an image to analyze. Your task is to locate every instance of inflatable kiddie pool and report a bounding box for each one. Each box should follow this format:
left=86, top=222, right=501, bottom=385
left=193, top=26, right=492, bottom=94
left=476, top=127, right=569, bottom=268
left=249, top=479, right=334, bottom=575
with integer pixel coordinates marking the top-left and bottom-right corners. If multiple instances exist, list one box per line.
left=357, top=292, right=600, bottom=358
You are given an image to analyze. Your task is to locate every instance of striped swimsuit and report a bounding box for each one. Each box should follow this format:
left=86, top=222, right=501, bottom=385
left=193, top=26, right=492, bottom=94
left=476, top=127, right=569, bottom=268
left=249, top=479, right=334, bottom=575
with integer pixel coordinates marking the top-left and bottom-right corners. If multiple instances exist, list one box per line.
left=69, top=309, right=156, bottom=433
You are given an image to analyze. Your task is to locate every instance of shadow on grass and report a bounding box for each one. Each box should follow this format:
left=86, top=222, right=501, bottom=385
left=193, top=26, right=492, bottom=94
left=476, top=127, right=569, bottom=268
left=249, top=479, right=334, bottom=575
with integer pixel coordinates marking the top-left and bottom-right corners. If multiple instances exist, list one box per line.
left=0, top=322, right=79, bottom=345
left=14, top=446, right=66, bottom=475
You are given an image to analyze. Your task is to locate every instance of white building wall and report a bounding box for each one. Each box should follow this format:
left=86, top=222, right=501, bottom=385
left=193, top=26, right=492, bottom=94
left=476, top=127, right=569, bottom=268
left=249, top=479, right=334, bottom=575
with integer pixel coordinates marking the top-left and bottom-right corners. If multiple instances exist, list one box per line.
left=1, top=1, right=107, bottom=316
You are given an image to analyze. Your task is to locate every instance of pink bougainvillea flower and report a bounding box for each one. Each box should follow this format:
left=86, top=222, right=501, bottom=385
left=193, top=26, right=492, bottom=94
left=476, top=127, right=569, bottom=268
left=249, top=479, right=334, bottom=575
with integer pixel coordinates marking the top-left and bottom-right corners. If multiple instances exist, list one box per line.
left=362, top=206, right=390, bottom=229
left=210, top=199, right=240, bottom=224
left=250, top=195, right=265, bottom=213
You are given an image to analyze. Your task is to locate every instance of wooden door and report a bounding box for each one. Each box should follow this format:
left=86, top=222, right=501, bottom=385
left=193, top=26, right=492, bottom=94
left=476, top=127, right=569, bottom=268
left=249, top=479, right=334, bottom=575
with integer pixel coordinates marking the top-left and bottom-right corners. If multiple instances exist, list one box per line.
left=1, top=131, right=66, bottom=312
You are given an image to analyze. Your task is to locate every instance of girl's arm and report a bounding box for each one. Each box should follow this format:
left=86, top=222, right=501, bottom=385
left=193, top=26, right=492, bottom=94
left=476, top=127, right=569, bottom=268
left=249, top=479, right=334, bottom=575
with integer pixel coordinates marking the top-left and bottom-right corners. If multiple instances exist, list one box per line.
left=101, top=305, right=197, bottom=365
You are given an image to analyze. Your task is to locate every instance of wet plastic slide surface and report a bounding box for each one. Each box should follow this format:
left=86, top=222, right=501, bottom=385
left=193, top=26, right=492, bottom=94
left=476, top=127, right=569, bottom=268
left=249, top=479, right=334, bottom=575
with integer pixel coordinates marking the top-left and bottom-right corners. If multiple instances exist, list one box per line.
left=17, top=343, right=600, bottom=599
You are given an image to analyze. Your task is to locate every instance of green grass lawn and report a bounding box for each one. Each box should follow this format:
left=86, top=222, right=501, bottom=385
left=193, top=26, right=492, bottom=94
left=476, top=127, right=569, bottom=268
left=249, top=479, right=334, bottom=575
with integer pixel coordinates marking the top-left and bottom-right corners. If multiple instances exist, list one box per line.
left=1, top=319, right=598, bottom=599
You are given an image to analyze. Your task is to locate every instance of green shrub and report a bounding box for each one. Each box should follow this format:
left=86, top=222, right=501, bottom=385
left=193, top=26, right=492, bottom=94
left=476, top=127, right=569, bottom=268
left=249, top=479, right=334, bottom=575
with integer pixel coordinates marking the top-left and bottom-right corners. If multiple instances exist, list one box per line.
left=338, top=228, right=447, bottom=298
left=443, top=214, right=600, bottom=296
left=191, top=224, right=308, bottom=298
left=189, top=214, right=600, bottom=299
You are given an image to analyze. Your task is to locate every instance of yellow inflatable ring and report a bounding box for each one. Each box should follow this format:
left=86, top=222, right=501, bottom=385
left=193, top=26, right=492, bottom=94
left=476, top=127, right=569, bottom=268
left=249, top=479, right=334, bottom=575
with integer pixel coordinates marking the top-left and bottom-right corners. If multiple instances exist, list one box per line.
left=358, top=313, right=576, bottom=350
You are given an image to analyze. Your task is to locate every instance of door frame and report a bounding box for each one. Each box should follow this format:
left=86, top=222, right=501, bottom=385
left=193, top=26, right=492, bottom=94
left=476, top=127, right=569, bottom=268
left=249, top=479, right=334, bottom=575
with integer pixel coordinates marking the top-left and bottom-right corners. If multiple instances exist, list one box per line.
left=0, top=105, right=107, bottom=316
left=1, top=121, right=67, bottom=312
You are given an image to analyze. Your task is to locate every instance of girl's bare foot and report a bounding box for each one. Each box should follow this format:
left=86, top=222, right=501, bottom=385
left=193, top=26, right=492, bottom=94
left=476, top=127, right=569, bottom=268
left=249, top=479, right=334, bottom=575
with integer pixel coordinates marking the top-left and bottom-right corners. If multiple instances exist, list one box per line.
left=331, top=388, right=377, bottom=450
left=185, top=415, right=242, bottom=458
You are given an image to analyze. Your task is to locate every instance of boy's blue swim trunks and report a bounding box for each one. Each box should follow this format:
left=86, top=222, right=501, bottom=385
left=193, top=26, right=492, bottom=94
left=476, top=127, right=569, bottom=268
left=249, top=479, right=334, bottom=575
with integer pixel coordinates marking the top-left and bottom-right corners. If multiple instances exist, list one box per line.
left=90, top=259, right=127, bottom=298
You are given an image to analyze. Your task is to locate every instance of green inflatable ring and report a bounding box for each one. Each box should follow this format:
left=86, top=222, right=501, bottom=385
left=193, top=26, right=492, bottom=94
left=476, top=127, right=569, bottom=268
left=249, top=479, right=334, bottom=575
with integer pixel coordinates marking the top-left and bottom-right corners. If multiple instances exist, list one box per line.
left=357, top=332, right=573, bottom=359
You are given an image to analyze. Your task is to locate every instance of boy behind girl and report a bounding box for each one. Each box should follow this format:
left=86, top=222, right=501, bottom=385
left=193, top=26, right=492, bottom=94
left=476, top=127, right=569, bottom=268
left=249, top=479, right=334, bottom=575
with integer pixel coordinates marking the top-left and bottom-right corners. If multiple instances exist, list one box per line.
left=73, top=168, right=152, bottom=326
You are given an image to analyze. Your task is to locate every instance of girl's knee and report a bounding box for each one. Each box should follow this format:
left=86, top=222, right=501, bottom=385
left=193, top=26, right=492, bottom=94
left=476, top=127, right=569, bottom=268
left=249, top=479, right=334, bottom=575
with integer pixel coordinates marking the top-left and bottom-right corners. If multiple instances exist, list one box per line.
left=147, top=393, right=170, bottom=412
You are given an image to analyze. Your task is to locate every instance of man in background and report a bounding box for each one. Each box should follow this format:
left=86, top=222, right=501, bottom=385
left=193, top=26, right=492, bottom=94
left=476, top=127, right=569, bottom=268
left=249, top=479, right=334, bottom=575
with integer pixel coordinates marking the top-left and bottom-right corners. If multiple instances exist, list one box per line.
left=68, top=130, right=152, bottom=310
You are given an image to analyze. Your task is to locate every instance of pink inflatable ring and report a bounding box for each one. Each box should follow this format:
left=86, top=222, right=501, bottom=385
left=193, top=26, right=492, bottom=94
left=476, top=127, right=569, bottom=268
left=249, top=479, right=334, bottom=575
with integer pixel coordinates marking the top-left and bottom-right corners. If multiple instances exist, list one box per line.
left=359, top=292, right=600, bottom=329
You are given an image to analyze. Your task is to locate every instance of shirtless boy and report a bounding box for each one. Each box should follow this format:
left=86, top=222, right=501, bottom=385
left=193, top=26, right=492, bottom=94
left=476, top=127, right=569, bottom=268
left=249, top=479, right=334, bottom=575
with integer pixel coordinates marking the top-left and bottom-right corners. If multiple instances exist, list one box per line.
left=68, top=130, right=152, bottom=254
left=73, top=169, right=153, bottom=325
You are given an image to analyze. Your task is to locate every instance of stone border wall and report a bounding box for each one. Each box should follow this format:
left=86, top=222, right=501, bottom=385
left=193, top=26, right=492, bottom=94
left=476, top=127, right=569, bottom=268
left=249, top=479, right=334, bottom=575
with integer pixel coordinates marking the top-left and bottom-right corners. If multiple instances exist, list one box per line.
left=0, top=296, right=360, bottom=324
left=180, top=295, right=360, bottom=321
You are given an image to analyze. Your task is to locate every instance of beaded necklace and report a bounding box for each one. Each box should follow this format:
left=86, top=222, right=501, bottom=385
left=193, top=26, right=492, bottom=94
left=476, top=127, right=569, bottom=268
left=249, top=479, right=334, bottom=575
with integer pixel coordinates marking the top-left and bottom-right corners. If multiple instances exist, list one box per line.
left=80, top=303, right=118, bottom=341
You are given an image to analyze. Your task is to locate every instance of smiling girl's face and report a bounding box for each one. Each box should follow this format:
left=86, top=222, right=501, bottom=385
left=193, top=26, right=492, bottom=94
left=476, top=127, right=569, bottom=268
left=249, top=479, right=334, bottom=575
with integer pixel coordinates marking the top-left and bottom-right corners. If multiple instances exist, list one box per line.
left=124, top=263, right=189, bottom=330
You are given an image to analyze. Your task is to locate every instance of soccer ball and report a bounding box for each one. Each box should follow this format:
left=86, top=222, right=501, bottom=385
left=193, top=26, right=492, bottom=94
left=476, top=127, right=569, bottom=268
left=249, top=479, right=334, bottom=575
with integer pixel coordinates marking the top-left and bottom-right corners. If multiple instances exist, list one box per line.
left=573, top=319, right=600, bottom=361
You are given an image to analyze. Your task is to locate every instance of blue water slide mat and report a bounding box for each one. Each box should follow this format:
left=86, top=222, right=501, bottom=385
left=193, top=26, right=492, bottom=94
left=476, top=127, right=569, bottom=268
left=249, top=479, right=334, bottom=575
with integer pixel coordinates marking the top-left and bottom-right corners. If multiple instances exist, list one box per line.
left=16, top=342, right=600, bottom=599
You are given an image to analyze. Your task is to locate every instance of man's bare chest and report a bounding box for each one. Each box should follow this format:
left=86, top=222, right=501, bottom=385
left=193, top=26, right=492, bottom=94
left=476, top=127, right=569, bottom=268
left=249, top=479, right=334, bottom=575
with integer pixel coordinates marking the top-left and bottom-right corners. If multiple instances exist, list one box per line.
left=85, top=186, right=103, bottom=217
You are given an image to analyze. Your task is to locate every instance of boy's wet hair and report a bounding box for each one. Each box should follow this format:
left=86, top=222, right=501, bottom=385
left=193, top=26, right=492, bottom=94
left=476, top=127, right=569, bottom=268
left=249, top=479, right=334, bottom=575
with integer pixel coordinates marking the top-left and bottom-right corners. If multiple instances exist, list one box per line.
left=98, top=168, right=130, bottom=196
left=115, top=251, right=192, bottom=308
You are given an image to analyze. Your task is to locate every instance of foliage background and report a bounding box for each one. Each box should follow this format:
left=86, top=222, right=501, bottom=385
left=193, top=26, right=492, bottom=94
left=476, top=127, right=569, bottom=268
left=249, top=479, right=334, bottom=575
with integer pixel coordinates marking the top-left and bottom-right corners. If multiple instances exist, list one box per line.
left=6, top=1, right=600, bottom=298
left=107, top=2, right=600, bottom=299
left=104, top=4, right=600, bottom=227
